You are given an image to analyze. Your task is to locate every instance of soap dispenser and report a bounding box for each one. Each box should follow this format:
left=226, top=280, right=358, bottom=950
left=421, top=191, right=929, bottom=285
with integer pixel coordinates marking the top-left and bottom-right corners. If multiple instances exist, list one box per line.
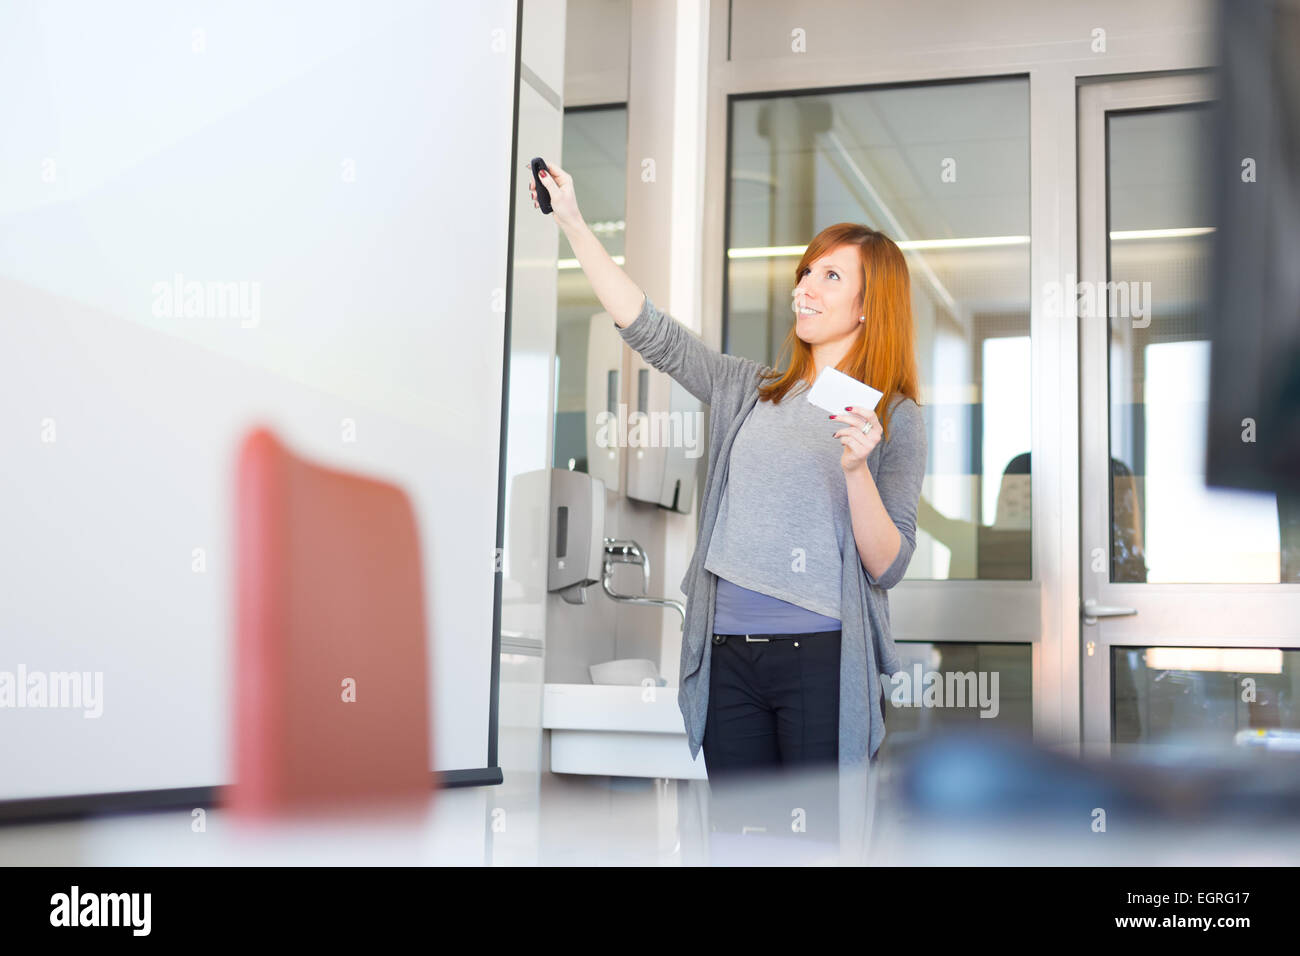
left=546, top=468, right=606, bottom=605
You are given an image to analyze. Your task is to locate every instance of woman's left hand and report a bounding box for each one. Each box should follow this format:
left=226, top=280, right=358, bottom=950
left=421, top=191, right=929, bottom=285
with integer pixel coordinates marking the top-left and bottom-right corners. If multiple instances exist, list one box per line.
left=831, top=405, right=882, bottom=473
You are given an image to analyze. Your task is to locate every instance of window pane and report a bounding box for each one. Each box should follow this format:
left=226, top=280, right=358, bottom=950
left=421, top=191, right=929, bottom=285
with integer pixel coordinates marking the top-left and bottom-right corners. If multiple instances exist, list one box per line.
left=1106, top=106, right=1299, bottom=582
left=726, top=78, right=1031, bottom=580
left=879, top=641, right=1033, bottom=762
left=1113, top=646, right=1300, bottom=745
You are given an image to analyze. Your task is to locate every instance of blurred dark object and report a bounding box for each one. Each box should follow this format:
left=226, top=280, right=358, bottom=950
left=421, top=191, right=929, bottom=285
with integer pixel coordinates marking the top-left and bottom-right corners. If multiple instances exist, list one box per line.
left=898, top=730, right=1160, bottom=822
left=897, top=729, right=1300, bottom=826
left=1206, top=0, right=1300, bottom=495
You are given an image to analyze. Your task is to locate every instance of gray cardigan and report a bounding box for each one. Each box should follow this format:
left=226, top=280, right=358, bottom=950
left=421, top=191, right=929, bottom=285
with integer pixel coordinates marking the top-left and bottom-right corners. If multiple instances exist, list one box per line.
left=617, top=291, right=928, bottom=767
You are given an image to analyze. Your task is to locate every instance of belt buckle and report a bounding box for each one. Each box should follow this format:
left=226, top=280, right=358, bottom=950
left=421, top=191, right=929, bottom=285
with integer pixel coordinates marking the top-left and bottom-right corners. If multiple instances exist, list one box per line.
left=744, top=634, right=770, bottom=642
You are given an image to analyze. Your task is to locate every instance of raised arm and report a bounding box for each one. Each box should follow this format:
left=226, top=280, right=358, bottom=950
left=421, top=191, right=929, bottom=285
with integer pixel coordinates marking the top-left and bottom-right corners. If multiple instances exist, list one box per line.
left=527, top=158, right=762, bottom=405
left=561, top=212, right=647, bottom=329
left=614, top=290, right=765, bottom=405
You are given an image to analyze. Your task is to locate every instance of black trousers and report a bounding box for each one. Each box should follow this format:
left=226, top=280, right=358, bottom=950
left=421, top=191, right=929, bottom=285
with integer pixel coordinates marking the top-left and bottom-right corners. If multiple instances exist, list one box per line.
left=701, top=629, right=842, bottom=780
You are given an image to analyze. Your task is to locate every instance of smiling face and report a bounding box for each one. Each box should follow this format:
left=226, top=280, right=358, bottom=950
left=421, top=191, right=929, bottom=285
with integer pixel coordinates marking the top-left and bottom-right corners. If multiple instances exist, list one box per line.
left=792, top=243, right=864, bottom=349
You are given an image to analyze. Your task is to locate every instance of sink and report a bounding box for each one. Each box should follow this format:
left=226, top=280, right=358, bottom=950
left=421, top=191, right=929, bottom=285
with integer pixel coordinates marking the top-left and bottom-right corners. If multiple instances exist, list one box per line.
left=542, top=683, right=707, bottom=779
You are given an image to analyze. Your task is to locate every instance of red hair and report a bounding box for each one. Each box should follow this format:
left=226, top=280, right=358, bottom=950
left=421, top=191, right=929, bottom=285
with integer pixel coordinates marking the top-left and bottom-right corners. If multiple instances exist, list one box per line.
left=757, top=223, right=921, bottom=441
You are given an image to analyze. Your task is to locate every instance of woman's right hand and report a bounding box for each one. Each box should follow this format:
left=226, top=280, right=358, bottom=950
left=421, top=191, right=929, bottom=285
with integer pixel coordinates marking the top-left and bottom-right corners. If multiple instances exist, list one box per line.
left=525, top=159, right=582, bottom=230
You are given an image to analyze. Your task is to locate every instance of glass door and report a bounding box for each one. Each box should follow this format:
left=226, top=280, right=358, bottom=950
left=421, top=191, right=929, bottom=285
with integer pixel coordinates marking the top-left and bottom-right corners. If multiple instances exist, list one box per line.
left=1078, top=73, right=1300, bottom=751
left=723, top=78, right=1038, bottom=754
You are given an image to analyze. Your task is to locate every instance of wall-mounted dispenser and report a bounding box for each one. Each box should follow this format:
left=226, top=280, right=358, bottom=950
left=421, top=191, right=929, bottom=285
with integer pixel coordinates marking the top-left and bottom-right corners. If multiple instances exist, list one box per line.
left=585, top=311, right=623, bottom=493
left=547, top=468, right=605, bottom=605
left=585, top=308, right=702, bottom=514
left=624, top=370, right=702, bottom=514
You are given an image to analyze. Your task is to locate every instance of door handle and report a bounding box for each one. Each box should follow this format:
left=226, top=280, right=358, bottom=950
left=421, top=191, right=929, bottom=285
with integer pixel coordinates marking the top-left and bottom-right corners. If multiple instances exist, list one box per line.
left=1081, top=598, right=1137, bottom=625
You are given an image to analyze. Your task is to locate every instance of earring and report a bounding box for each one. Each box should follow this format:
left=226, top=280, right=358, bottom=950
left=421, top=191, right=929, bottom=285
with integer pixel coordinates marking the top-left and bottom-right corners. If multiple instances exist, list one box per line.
left=859, top=315, right=865, bottom=322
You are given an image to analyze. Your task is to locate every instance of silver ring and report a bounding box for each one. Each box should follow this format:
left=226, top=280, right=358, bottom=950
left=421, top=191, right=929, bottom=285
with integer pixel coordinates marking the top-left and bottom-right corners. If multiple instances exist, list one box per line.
left=861, top=422, right=872, bottom=435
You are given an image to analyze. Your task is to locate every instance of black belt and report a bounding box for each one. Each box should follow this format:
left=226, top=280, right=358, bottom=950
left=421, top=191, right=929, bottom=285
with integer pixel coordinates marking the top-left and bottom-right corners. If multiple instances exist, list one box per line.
left=713, top=629, right=840, bottom=643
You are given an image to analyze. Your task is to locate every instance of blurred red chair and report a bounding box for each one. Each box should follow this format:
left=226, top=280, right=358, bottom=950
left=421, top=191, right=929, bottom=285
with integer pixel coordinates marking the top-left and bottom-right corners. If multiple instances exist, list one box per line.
left=228, top=427, right=433, bottom=818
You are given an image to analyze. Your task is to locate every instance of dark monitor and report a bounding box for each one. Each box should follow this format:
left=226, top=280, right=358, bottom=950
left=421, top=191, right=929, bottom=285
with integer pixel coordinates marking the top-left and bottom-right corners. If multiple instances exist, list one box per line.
left=1206, top=0, right=1300, bottom=494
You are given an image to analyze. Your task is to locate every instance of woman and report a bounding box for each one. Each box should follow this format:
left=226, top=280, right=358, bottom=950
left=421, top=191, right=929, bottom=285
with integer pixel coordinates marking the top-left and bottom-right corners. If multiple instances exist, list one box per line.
left=527, top=161, right=927, bottom=778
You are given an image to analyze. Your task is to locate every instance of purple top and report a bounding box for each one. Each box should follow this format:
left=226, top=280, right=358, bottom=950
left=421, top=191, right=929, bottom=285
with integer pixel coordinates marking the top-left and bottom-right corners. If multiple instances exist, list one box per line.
left=713, top=576, right=842, bottom=635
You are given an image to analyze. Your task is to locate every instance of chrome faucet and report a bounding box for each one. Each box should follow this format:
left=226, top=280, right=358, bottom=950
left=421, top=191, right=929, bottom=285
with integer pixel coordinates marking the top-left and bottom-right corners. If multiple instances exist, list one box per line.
left=602, top=538, right=685, bottom=630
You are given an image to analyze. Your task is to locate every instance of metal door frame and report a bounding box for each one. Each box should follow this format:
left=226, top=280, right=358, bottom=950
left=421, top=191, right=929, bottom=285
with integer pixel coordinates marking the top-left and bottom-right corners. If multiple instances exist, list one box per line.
left=1078, top=73, right=1300, bottom=751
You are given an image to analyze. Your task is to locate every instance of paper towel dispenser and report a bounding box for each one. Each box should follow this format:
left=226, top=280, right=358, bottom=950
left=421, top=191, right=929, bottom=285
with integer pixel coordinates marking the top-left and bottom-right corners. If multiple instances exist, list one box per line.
left=547, top=468, right=605, bottom=605
left=585, top=311, right=623, bottom=493
left=584, top=308, right=703, bottom=515
left=624, top=372, right=702, bottom=514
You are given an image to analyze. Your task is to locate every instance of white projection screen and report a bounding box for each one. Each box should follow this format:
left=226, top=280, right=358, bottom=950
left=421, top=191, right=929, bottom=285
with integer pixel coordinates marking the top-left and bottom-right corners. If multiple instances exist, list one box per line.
left=0, top=0, right=517, bottom=801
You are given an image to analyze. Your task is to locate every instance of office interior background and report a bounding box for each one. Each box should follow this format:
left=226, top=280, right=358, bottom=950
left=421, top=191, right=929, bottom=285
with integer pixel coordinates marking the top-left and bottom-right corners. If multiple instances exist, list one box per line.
left=2, top=0, right=1298, bottom=867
